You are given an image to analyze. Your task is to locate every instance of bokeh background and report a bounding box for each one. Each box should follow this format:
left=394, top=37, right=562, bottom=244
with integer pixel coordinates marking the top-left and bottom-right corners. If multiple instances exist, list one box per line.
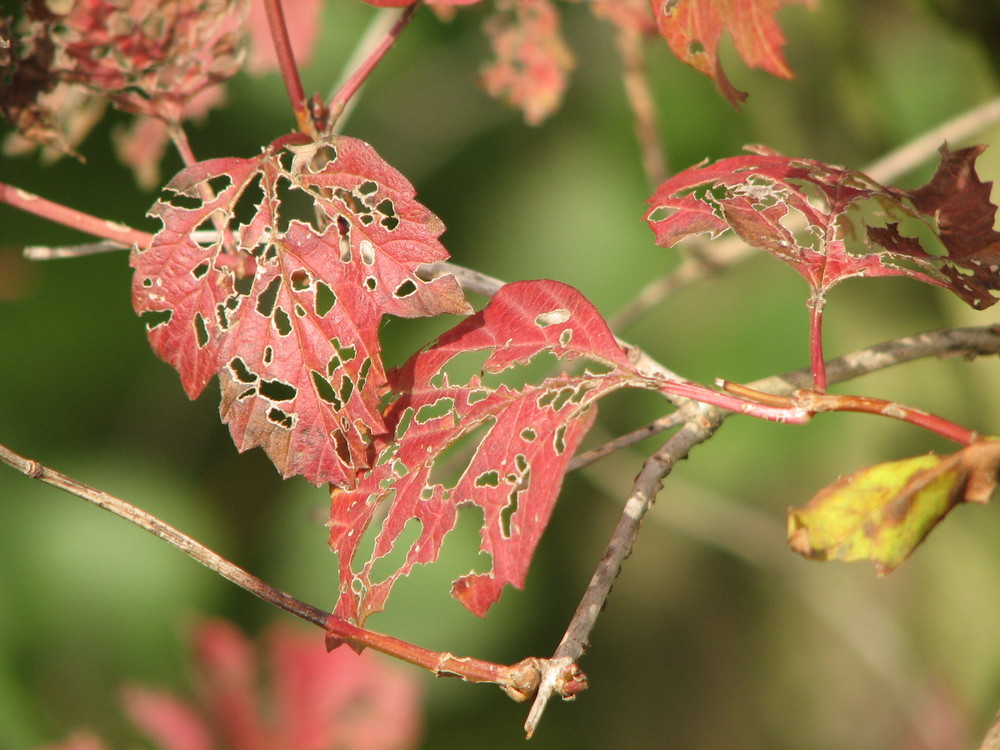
left=3, top=0, right=1000, bottom=747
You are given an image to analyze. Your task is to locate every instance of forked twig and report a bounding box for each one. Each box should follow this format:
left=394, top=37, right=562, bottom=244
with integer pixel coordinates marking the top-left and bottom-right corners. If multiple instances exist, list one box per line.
left=0, top=443, right=576, bottom=703
left=525, top=324, right=1000, bottom=735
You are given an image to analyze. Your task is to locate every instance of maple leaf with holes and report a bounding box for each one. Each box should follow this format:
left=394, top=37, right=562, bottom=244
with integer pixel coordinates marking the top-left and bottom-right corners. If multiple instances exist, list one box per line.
left=131, top=135, right=471, bottom=487
left=653, top=0, right=815, bottom=107
left=51, top=0, right=245, bottom=123
left=480, top=0, right=575, bottom=126
left=328, top=280, right=682, bottom=625
left=645, top=144, right=1000, bottom=308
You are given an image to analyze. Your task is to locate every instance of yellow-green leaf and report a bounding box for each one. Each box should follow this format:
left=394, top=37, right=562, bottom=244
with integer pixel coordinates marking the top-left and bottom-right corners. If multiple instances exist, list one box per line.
left=788, top=439, right=1000, bottom=575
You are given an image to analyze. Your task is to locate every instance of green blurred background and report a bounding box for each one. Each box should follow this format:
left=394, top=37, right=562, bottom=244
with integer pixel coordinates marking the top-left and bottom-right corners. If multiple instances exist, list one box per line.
left=2, top=0, right=1000, bottom=747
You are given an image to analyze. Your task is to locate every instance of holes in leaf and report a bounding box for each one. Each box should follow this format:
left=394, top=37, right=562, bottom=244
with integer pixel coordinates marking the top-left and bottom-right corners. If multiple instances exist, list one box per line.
left=192, top=262, right=210, bottom=279
left=312, top=370, right=342, bottom=409
left=229, top=357, right=258, bottom=384
left=357, top=358, right=371, bottom=392
left=535, top=308, right=570, bottom=327
left=359, top=239, right=375, bottom=266
left=330, top=340, right=357, bottom=368
left=337, top=216, right=352, bottom=262
left=234, top=274, right=253, bottom=297
left=267, top=407, right=294, bottom=429
left=500, top=488, right=520, bottom=539
left=467, top=388, right=489, bottom=406
left=256, top=276, right=282, bottom=317
left=141, top=309, right=172, bottom=329
left=375, top=199, right=398, bottom=230
left=217, top=296, right=240, bottom=330
left=365, top=277, right=377, bottom=291
left=359, top=180, right=378, bottom=196
left=475, top=470, right=500, bottom=488
left=332, top=429, right=351, bottom=465
left=647, top=206, right=673, bottom=223
left=295, top=304, right=306, bottom=317
left=394, top=280, right=416, bottom=298
left=395, top=408, right=414, bottom=439
left=263, top=346, right=273, bottom=364
left=142, top=278, right=153, bottom=287
left=553, top=425, right=567, bottom=455
left=416, top=397, right=455, bottom=424
left=559, top=329, right=572, bottom=347
left=259, top=378, right=296, bottom=402
left=307, top=144, right=337, bottom=172
left=273, top=307, right=293, bottom=336
left=339, top=374, right=354, bottom=404
left=520, top=428, right=536, bottom=442
left=369, top=517, right=423, bottom=584
left=431, top=350, right=491, bottom=389
left=335, top=187, right=366, bottom=215
left=162, top=190, right=203, bottom=210
left=194, top=312, right=209, bottom=348
left=315, top=281, right=336, bottom=316
left=290, top=269, right=311, bottom=291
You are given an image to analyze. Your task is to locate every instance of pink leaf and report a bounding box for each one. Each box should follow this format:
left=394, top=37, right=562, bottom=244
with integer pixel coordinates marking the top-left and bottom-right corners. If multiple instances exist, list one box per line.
left=131, top=136, right=471, bottom=486
left=480, top=0, right=575, bottom=125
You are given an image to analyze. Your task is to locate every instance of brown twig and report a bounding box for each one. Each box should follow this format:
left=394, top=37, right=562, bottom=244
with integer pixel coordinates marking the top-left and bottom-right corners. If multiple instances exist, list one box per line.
left=525, top=323, right=1000, bottom=734
left=614, top=28, right=667, bottom=188
left=0, top=442, right=576, bottom=702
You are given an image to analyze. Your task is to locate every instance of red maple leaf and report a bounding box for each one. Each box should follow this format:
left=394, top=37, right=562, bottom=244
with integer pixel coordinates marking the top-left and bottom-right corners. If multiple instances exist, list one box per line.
left=652, top=0, right=815, bottom=107
left=480, top=0, right=575, bottom=125
left=131, top=135, right=471, bottom=487
left=329, top=280, right=676, bottom=624
left=645, top=144, right=1000, bottom=308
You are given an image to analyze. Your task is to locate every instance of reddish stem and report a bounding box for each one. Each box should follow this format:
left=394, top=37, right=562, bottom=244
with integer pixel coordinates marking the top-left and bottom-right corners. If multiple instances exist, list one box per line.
left=720, top=381, right=979, bottom=446
left=326, top=2, right=422, bottom=130
left=797, top=391, right=979, bottom=446
left=809, top=292, right=828, bottom=392
left=0, top=181, right=154, bottom=248
left=262, top=0, right=312, bottom=136
left=659, top=378, right=813, bottom=424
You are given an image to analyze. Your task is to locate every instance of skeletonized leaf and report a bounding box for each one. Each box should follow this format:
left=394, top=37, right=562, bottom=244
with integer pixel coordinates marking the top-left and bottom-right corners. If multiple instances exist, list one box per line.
left=328, top=280, right=662, bottom=624
left=646, top=145, right=1000, bottom=307
left=788, top=439, right=1000, bottom=574
left=51, top=0, right=246, bottom=123
left=652, top=0, right=815, bottom=107
left=131, top=136, right=470, bottom=487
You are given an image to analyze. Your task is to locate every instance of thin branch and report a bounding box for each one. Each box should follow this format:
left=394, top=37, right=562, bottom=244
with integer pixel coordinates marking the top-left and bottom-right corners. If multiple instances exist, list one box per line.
left=326, top=2, right=422, bottom=132
left=864, top=94, right=1000, bottom=184
left=0, top=442, right=577, bottom=702
left=614, top=28, right=667, bottom=188
left=326, top=8, right=405, bottom=135
left=0, top=181, right=154, bottom=249
left=525, top=323, right=1000, bottom=734
left=262, top=0, right=312, bottom=135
